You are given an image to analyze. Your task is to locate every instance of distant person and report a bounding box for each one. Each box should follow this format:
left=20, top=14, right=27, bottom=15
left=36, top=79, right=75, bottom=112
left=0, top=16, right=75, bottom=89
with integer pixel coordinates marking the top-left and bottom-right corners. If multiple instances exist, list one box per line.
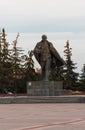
left=34, top=35, right=64, bottom=81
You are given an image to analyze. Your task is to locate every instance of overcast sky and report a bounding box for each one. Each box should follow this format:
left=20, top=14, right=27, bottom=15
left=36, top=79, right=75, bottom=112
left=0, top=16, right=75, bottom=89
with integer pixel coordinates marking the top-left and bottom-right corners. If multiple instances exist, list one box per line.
left=0, top=0, right=85, bottom=33
left=0, top=0, right=85, bottom=72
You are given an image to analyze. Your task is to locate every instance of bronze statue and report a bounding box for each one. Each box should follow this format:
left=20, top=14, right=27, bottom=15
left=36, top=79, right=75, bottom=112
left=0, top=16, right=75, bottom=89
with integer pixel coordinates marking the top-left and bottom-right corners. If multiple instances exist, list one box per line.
left=34, top=35, right=64, bottom=81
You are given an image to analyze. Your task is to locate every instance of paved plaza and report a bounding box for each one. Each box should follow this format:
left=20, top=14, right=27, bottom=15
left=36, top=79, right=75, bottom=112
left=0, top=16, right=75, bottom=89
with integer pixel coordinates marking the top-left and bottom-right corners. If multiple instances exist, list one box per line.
left=0, top=104, right=85, bottom=130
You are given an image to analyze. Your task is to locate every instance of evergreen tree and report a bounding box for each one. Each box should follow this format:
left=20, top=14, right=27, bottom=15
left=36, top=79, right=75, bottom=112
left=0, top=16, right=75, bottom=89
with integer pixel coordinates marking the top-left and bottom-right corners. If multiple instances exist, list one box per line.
left=0, top=28, right=12, bottom=93
left=22, top=51, right=36, bottom=81
left=49, top=66, right=64, bottom=81
left=10, top=33, right=24, bottom=93
left=0, top=29, right=40, bottom=93
left=79, top=64, right=85, bottom=91
left=63, top=40, right=79, bottom=90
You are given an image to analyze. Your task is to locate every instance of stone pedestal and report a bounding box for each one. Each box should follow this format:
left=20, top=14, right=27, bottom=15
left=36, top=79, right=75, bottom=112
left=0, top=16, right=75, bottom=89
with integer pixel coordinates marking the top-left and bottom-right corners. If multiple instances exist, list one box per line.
left=27, top=81, right=63, bottom=96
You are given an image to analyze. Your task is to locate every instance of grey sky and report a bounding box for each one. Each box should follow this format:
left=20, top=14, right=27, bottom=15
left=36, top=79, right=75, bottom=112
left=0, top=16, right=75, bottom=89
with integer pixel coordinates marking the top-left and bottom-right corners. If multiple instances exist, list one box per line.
left=0, top=0, right=85, bottom=32
left=0, top=0, right=85, bottom=72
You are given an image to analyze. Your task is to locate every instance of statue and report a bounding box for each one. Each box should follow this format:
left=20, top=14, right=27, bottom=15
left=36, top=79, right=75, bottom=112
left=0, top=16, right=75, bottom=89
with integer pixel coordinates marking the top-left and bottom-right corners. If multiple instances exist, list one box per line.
left=34, top=35, right=64, bottom=81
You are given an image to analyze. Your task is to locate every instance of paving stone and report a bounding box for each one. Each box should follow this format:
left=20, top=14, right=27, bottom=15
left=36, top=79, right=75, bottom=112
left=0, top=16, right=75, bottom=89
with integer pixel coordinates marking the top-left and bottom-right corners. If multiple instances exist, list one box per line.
left=0, top=104, right=85, bottom=130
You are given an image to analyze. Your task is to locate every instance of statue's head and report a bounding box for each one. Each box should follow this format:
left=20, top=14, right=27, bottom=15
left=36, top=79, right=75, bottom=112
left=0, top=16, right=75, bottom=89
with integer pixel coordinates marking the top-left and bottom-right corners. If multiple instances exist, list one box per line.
left=42, top=35, right=47, bottom=42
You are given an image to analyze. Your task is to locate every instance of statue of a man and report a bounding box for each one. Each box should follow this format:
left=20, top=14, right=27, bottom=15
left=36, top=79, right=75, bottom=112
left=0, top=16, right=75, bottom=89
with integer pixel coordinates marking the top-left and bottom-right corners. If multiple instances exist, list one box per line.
left=34, top=35, right=64, bottom=81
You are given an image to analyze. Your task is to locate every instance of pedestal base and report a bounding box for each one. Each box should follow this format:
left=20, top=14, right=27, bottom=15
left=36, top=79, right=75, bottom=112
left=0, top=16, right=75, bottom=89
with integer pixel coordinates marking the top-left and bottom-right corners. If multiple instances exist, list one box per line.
left=27, top=81, right=63, bottom=96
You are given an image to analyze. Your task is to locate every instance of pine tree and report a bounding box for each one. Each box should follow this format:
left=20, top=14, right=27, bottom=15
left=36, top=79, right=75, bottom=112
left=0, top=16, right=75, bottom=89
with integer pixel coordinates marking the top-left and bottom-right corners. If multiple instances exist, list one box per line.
left=10, top=33, right=24, bottom=93
left=63, top=40, right=79, bottom=90
left=49, top=66, right=64, bottom=81
left=79, top=64, right=85, bottom=91
left=0, top=28, right=12, bottom=93
left=22, top=51, right=36, bottom=81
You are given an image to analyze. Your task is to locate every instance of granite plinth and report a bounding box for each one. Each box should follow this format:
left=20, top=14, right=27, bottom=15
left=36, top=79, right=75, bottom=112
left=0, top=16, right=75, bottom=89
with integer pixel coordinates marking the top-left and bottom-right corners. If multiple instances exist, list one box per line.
left=27, top=81, right=63, bottom=96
